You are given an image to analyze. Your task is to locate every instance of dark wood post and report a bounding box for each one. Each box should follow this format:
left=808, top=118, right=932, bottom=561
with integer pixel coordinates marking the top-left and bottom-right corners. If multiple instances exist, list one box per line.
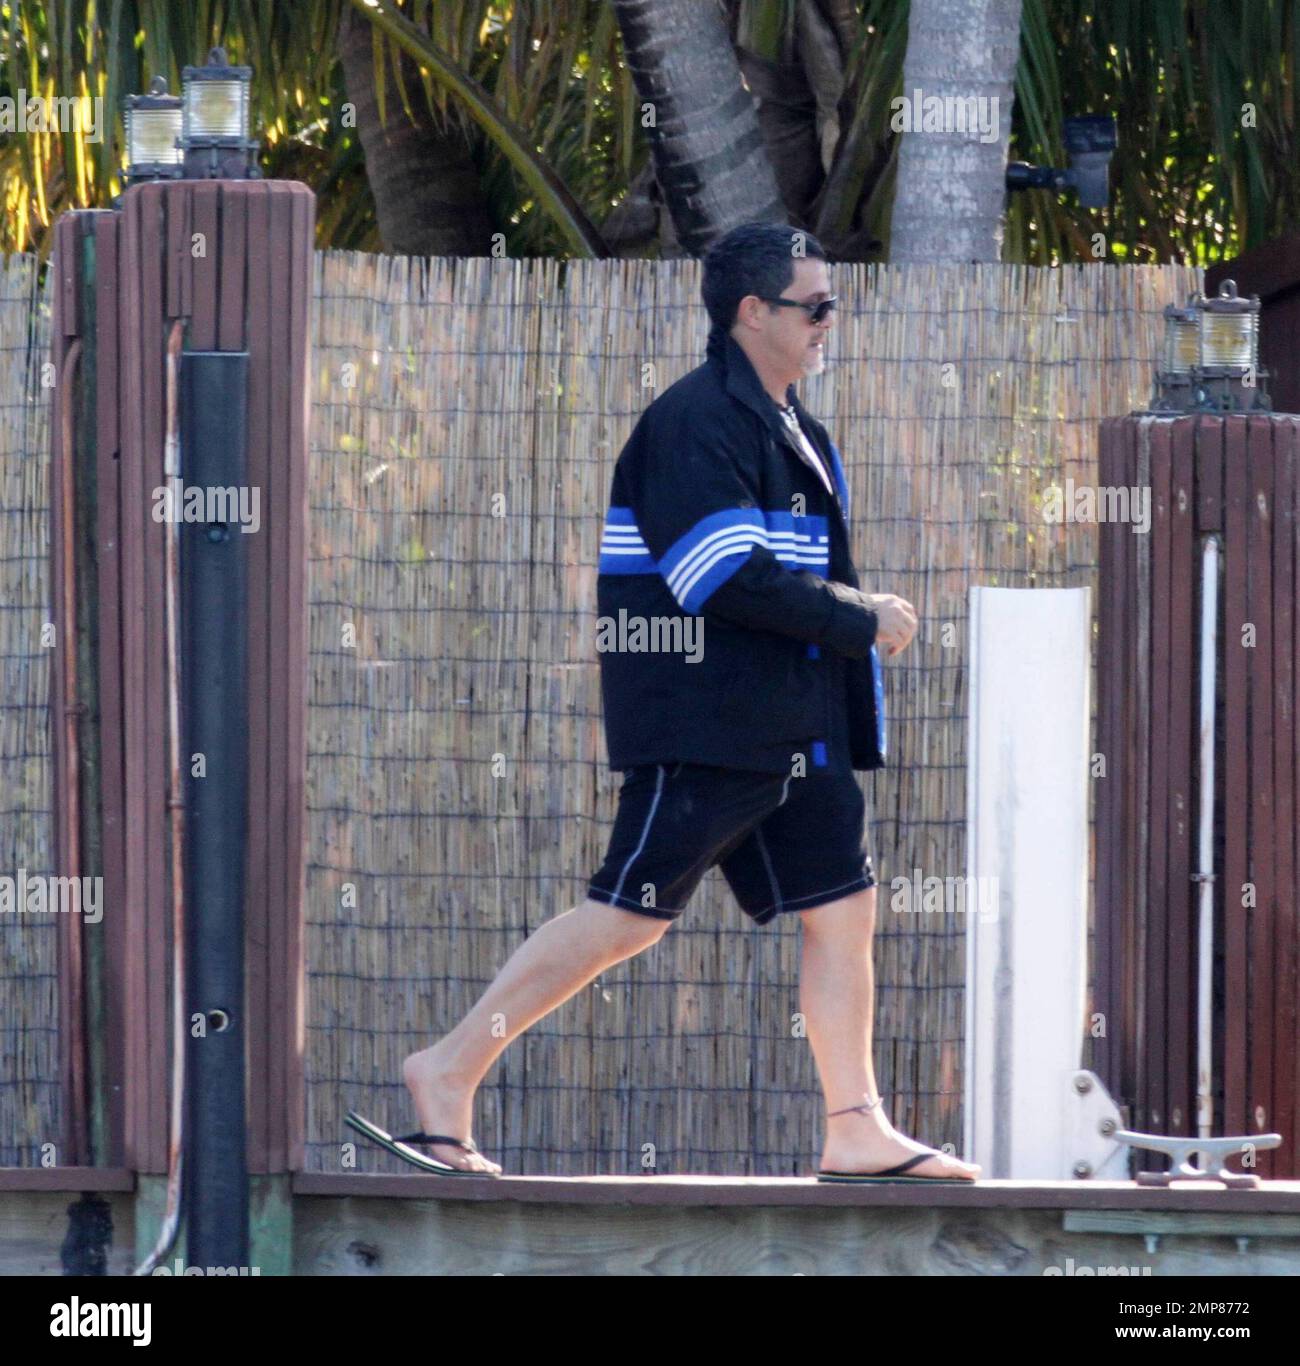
left=49, top=180, right=312, bottom=1221
left=1096, top=412, right=1300, bottom=1179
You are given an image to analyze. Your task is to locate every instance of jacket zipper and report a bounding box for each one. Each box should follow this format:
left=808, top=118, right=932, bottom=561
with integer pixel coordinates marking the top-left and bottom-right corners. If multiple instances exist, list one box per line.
left=769, top=422, right=835, bottom=769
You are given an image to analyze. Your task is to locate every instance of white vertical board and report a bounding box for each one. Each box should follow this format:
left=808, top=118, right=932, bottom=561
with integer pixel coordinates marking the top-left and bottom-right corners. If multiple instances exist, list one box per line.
left=964, top=587, right=1091, bottom=1178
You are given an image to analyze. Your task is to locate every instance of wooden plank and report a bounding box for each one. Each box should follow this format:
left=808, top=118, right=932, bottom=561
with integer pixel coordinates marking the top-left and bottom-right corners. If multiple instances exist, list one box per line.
left=1294, top=414, right=1300, bottom=1180
left=1145, top=420, right=1172, bottom=1137
left=94, top=218, right=120, bottom=467
left=218, top=185, right=247, bottom=352
left=1271, top=417, right=1297, bottom=1177
left=138, top=183, right=170, bottom=1174
left=188, top=182, right=221, bottom=351
left=58, top=216, right=81, bottom=335
left=70, top=214, right=109, bottom=1170
left=1094, top=419, right=1119, bottom=1092
left=117, top=189, right=148, bottom=1170
left=290, top=1171, right=1300, bottom=1212
left=265, top=185, right=295, bottom=1174
left=94, top=212, right=126, bottom=1169
left=283, top=184, right=314, bottom=1173
left=0, top=1168, right=135, bottom=1193
left=1222, top=416, right=1250, bottom=1144
left=1246, top=417, right=1276, bottom=1176
left=165, top=181, right=188, bottom=323
left=1195, top=414, right=1224, bottom=535
left=1166, top=418, right=1195, bottom=1136
left=243, top=182, right=272, bottom=1175
left=48, top=215, right=65, bottom=1139
left=1122, top=418, right=1143, bottom=1117
left=1064, top=1209, right=1300, bottom=1236
left=1193, top=416, right=1225, bottom=1142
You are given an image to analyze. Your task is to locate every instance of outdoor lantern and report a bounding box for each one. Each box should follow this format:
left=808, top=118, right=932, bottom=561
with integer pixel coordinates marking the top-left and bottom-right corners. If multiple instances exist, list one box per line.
left=180, top=46, right=260, bottom=180
left=123, top=76, right=183, bottom=183
left=1149, top=279, right=1269, bottom=414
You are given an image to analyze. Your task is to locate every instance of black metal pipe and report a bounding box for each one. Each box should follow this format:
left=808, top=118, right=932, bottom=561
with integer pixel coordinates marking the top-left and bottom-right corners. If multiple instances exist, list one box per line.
left=180, top=349, right=251, bottom=1269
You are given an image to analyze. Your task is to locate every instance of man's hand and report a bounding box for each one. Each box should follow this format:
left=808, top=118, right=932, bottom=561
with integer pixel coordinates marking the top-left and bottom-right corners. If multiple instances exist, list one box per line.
left=863, top=592, right=918, bottom=657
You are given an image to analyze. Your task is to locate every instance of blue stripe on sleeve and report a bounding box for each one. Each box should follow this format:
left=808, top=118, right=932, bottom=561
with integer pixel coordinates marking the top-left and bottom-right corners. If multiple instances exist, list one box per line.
left=598, top=506, right=832, bottom=606
left=763, top=510, right=830, bottom=573
left=599, top=505, right=656, bottom=573
left=661, top=508, right=767, bottom=613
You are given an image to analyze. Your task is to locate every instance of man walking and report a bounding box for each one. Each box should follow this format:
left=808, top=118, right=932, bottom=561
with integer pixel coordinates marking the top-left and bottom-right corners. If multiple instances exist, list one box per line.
left=350, top=223, right=980, bottom=1183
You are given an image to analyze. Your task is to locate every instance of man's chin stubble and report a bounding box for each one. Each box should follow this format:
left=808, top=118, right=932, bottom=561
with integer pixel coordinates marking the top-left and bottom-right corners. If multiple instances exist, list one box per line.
left=800, top=352, right=826, bottom=378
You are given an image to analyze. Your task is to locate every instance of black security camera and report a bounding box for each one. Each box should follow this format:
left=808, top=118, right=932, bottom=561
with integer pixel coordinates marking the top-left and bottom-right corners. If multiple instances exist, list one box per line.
left=1006, top=113, right=1117, bottom=210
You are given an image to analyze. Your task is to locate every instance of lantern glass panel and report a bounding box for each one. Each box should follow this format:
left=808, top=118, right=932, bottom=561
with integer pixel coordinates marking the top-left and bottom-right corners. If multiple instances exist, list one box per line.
left=126, top=108, right=183, bottom=165
left=1199, top=312, right=1255, bottom=369
left=1164, top=315, right=1199, bottom=374
left=183, top=79, right=248, bottom=139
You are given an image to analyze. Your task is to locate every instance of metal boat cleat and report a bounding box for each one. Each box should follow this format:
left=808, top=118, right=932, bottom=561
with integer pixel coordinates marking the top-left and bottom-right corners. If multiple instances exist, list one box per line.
left=1112, top=1128, right=1283, bottom=1189
left=1067, top=1070, right=1282, bottom=1186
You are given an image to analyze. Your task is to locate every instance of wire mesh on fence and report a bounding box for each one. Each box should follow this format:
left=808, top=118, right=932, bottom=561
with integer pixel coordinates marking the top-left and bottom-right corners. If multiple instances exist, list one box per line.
left=0, top=255, right=57, bottom=1166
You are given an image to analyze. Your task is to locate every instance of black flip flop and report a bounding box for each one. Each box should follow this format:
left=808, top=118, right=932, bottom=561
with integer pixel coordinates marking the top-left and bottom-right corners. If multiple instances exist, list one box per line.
left=818, top=1099, right=976, bottom=1183
left=817, top=1149, right=974, bottom=1184
left=344, top=1109, right=501, bottom=1177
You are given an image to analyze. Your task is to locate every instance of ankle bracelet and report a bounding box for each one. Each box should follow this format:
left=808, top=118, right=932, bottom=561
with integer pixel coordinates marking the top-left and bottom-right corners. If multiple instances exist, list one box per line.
left=827, top=1096, right=882, bottom=1118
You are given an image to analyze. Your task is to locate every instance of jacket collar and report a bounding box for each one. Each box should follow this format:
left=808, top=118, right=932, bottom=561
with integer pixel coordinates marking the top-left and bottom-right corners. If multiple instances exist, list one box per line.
left=706, top=323, right=846, bottom=515
left=706, top=323, right=794, bottom=430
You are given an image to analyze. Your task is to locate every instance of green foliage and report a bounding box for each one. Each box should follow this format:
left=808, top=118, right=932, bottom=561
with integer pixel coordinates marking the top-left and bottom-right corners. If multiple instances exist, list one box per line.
left=0, top=0, right=1295, bottom=263
left=0, top=0, right=636, bottom=257
left=1008, top=0, right=1297, bottom=263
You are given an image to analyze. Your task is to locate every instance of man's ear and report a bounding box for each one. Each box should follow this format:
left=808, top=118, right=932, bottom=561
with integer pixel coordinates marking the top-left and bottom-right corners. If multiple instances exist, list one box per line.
left=734, top=295, right=762, bottom=332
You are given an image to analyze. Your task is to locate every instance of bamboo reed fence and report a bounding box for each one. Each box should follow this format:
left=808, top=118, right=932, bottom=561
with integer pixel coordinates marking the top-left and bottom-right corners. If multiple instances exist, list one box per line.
left=305, top=253, right=1200, bottom=1176
left=0, top=249, right=1200, bottom=1173
left=0, top=254, right=56, bottom=1165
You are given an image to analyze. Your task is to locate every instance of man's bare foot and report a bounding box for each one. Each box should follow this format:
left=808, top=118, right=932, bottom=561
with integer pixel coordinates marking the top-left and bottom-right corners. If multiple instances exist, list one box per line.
left=401, top=1047, right=501, bottom=1175
left=820, top=1100, right=980, bottom=1180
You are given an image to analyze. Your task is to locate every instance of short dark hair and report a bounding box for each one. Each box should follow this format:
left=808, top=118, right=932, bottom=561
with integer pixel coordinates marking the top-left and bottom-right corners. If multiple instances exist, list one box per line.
left=700, top=222, right=828, bottom=333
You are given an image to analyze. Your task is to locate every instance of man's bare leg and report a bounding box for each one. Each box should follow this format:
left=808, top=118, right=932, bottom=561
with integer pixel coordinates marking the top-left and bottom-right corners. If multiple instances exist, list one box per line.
left=799, top=885, right=981, bottom=1179
left=401, top=898, right=671, bottom=1172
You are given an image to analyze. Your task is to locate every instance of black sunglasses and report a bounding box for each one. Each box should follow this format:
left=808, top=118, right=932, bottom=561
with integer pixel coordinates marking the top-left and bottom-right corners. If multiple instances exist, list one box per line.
left=757, top=294, right=837, bottom=325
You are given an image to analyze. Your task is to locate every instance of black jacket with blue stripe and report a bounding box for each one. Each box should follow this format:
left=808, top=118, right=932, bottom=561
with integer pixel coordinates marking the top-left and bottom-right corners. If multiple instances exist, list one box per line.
left=596, top=322, right=887, bottom=776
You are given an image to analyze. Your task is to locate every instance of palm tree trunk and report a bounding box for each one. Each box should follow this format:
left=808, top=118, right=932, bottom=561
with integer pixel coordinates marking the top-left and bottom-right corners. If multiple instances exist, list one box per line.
left=612, top=0, right=785, bottom=255
left=888, top=0, right=1023, bottom=263
left=337, top=3, right=496, bottom=256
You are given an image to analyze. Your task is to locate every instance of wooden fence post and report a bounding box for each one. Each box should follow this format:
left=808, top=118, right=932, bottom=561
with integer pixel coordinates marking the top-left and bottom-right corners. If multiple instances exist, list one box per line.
left=49, top=180, right=313, bottom=1222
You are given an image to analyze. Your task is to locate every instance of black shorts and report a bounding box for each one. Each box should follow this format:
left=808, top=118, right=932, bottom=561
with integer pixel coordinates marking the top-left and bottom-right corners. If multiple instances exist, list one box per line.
left=586, top=762, right=876, bottom=924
